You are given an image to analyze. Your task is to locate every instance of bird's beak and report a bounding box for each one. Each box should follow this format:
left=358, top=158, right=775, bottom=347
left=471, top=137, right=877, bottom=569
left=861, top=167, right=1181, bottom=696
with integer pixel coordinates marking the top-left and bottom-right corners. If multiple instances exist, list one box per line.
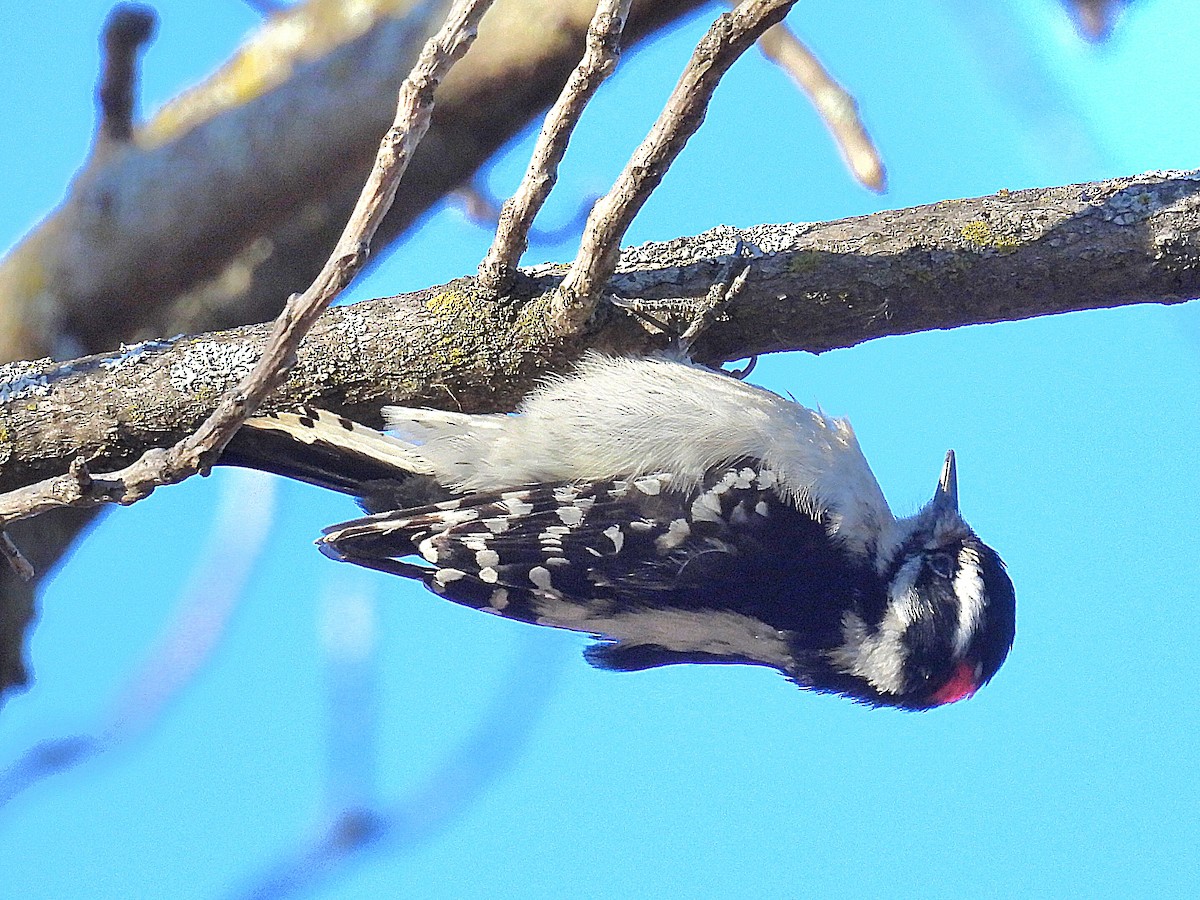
left=933, top=449, right=958, bottom=512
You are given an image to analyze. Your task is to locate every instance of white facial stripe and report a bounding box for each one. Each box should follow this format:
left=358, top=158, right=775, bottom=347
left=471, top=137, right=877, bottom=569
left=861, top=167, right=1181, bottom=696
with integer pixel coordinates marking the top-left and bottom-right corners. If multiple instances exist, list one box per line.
left=828, top=610, right=908, bottom=696
left=831, top=546, right=988, bottom=695
left=887, top=556, right=923, bottom=628
left=826, top=556, right=923, bottom=695
left=952, top=545, right=986, bottom=656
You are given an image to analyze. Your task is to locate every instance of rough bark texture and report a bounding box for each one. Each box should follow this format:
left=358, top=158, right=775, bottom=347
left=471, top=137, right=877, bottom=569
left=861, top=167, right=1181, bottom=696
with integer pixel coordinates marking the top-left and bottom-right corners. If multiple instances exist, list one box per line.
left=3, top=170, right=1197, bottom=498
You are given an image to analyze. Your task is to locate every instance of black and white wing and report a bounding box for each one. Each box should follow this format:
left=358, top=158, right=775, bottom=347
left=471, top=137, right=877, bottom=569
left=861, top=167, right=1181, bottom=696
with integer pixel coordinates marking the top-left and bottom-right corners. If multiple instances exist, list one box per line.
left=319, top=462, right=876, bottom=674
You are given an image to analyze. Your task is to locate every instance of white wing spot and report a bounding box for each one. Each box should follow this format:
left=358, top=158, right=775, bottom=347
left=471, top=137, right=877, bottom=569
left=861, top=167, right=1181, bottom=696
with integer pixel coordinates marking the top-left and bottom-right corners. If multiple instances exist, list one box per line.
left=529, top=566, right=554, bottom=590
left=553, top=486, right=580, bottom=503
left=557, top=505, right=584, bottom=526
left=439, top=509, right=479, bottom=526
left=369, top=520, right=409, bottom=535
left=603, top=525, right=624, bottom=553
left=501, top=494, right=534, bottom=517
left=483, top=517, right=510, bottom=534
left=435, top=567, right=466, bottom=585
left=479, top=566, right=499, bottom=584
left=476, top=549, right=500, bottom=568
left=418, top=538, right=439, bottom=563
left=715, top=470, right=742, bottom=493
left=691, top=494, right=723, bottom=523
left=655, top=518, right=691, bottom=551
left=633, top=475, right=664, bottom=495
left=489, top=588, right=509, bottom=610
left=545, top=556, right=570, bottom=567
left=754, top=501, right=770, bottom=517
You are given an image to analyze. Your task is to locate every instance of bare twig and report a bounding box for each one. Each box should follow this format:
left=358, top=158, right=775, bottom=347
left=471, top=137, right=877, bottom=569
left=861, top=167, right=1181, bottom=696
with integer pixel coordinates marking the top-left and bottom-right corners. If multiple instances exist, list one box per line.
left=755, top=20, right=886, bottom=193
left=554, top=0, right=800, bottom=332
left=95, top=4, right=157, bottom=149
left=0, top=0, right=495, bottom=533
left=478, top=0, right=634, bottom=296
left=0, top=531, right=33, bottom=582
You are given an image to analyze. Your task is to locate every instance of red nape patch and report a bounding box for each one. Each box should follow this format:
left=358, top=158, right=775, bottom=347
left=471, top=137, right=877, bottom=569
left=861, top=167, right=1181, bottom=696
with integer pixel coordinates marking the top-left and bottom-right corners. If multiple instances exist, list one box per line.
left=932, top=660, right=979, bottom=706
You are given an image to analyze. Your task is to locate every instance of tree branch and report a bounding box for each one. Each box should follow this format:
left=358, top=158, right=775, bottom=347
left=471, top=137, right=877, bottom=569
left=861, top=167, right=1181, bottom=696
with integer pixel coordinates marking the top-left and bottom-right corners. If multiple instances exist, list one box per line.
left=478, top=0, right=634, bottom=296
left=2, top=170, right=1196, bottom=501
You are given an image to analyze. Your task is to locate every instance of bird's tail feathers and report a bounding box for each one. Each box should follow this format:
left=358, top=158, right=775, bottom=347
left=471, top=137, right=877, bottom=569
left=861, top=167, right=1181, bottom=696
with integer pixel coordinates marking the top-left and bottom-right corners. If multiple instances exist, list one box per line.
left=383, top=405, right=507, bottom=442
left=221, top=409, right=441, bottom=509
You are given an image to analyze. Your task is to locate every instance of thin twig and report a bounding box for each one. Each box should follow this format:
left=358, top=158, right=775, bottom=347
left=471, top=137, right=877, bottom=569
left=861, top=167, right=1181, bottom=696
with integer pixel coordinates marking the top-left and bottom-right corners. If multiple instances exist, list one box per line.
left=0, top=0, right=495, bottom=533
left=554, top=0, right=800, bottom=333
left=95, top=4, right=157, bottom=148
left=0, top=530, right=33, bottom=582
left=755, top=21, right=885, bottom=193
left=478, top=0, right=633, bottom=296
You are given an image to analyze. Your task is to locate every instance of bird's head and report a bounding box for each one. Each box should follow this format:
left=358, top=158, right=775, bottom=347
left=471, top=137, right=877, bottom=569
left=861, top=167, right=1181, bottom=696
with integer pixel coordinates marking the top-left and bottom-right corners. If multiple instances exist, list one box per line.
left=826, top=451, right=1016, bottom=710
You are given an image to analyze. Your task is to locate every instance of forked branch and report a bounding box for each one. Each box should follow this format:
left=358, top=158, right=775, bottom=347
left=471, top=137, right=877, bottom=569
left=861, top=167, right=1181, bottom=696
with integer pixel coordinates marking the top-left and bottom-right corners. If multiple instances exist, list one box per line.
left=553, top=0, right=801, bottom=332
left=478, top=0, right=634, bottom=296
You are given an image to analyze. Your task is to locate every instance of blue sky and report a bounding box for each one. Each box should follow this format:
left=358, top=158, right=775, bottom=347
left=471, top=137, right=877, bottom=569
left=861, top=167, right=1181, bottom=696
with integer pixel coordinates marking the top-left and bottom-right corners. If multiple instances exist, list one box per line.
left=1, top=1, right=1198, bottom=898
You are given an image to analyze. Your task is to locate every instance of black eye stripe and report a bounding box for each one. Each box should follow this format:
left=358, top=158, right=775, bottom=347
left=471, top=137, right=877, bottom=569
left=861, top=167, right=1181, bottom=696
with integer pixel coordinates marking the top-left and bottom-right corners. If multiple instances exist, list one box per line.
left=926, top=551, right=955, bottom=579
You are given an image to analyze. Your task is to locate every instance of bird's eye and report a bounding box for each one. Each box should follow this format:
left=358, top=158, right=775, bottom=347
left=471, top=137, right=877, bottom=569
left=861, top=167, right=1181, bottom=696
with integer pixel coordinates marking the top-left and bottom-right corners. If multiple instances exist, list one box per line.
left=927, top=551, right=954, bottom=579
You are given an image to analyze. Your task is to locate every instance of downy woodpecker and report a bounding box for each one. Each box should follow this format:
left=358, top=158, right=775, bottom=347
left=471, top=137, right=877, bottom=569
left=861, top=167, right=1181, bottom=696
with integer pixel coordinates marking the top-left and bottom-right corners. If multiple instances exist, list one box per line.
left=224, top=354, right=1015, bottom=709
